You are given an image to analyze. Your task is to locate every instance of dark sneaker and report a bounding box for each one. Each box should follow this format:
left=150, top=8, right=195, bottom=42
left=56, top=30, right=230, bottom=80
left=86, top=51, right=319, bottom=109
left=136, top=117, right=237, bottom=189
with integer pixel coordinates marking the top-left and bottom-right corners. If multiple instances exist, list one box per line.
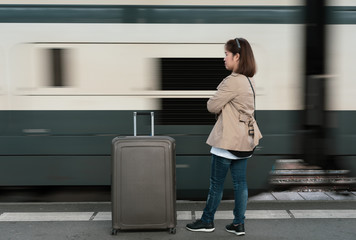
left=225, top=223, right=245, bottom=236
left=186, top=219, right=215, bottom=232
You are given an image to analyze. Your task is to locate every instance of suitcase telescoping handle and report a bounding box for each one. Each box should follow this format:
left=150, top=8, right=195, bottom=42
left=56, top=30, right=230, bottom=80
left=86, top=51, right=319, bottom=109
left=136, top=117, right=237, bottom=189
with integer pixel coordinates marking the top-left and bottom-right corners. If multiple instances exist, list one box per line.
left=133, top=112, right=154, bottom=136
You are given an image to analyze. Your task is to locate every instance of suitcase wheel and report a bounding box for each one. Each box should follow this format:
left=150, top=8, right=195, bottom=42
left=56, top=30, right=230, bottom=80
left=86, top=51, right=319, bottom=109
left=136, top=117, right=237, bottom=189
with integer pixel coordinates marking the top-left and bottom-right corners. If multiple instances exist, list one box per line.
left=111, top=229, right=119, bottom=235
left=169, top=228, right=176, bottom=234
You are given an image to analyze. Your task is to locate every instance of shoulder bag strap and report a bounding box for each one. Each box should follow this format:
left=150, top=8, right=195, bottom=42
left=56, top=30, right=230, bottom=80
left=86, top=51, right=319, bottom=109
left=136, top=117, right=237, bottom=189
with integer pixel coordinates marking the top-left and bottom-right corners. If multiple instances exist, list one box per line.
left=246, top=77, right=256, bottom=119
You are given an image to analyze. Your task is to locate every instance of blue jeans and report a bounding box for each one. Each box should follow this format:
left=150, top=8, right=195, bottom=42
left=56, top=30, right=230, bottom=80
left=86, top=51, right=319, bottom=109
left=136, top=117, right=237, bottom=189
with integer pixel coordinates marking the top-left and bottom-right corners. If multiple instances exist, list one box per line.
left=201, top=154, right=248, bottom=225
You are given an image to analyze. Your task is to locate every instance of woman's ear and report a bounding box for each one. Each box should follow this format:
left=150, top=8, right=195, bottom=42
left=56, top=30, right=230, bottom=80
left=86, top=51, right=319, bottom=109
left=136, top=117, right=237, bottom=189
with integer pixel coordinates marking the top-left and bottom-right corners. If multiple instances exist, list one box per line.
left=234, top=53, right=240, bottom=62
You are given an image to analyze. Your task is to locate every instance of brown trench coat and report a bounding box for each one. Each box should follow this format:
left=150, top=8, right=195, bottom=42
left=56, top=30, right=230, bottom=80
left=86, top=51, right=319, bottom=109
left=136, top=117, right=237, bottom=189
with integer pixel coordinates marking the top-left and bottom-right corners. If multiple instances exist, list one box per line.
left=206, top=73, right=262, bottom=151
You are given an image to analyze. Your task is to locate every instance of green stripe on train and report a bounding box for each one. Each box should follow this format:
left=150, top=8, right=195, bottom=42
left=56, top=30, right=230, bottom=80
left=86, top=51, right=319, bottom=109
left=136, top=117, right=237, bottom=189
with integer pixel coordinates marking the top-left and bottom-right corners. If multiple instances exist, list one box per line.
left=0, top=5, right=354, bottom=24
left=0, top=5, right=304, bottom=24
left=0, top=5, right=355, bottom=24
left=0, top=110, right=301, bottom=155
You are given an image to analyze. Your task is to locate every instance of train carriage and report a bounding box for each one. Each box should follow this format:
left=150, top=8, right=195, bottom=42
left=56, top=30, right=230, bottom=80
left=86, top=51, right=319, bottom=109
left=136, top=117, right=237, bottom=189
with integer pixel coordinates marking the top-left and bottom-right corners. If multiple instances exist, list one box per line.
left=0, top=0, right=355, bottom=199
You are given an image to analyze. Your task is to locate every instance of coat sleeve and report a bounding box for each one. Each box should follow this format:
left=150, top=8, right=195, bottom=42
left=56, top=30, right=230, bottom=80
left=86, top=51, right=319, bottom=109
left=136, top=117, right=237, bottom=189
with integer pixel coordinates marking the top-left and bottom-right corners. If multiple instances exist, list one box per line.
left=207, top=76, right=238, bottom=114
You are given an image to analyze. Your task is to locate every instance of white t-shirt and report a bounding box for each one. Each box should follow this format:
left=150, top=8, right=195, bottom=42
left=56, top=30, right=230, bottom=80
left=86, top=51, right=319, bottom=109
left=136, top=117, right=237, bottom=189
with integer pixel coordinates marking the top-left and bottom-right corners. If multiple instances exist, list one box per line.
left=210, top=147, right=252, bottom=160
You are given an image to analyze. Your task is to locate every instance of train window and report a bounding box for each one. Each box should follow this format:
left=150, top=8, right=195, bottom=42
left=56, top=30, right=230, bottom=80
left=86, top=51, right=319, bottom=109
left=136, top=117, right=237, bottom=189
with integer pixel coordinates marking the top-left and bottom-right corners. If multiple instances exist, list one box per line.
left=159, top=58, right=229, bottom=125
left=49, top=48, right=68, bottom=87
left=161, top=58, right=228, bottom=90
left=159, top=98, right=213, bottom=125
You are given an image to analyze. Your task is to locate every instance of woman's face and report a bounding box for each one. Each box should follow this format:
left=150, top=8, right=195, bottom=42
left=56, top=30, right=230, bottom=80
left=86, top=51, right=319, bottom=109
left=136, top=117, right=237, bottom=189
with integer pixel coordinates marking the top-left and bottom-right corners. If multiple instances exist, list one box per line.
left=224, top=49, right=239, bottom=72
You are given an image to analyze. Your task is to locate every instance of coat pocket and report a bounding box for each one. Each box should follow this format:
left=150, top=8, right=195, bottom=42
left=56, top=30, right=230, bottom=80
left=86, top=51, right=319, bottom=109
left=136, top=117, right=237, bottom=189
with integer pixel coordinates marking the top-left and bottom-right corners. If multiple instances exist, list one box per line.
left=239, top=113, right=249, bottom=123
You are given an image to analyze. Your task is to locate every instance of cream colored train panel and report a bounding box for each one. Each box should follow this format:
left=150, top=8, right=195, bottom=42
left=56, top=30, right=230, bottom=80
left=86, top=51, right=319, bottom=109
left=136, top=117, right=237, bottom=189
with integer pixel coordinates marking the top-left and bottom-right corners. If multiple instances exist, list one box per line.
left=327, top=25, right=356, bottom=111
left=3, top=22, right=303, bottom=110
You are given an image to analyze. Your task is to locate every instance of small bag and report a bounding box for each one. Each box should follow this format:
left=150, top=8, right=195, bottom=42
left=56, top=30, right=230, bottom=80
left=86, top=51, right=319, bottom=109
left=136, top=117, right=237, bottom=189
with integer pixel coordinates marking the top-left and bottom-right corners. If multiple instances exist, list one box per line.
left=228, top=148, right=255, bottom=158
left=228, top=76, right=256, bottom=158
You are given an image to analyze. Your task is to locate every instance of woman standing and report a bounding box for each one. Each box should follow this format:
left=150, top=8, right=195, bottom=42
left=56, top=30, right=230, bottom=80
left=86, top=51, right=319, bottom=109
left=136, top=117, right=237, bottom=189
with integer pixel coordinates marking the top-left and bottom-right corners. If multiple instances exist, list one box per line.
left=186, top=38, right=262, bottom=236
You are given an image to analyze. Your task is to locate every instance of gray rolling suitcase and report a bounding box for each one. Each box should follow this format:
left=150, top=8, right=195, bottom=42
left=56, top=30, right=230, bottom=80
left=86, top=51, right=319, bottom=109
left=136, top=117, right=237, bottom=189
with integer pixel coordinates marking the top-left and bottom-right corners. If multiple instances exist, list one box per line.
left=111, top=112, right=176, bottom=235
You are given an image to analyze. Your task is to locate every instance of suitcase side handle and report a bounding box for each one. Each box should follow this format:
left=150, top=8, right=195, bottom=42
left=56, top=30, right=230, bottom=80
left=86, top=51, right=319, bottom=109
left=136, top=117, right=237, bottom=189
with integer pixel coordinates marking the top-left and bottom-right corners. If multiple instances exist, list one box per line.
left=133, top=112, right=154, bottom=136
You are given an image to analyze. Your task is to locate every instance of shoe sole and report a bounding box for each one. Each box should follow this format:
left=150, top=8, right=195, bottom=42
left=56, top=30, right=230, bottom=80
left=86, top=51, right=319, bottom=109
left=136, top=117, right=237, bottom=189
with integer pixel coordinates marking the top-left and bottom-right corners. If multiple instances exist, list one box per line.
left=226, top=229, right=245, bottom=236
left=186, top=227, right=215, bottom=233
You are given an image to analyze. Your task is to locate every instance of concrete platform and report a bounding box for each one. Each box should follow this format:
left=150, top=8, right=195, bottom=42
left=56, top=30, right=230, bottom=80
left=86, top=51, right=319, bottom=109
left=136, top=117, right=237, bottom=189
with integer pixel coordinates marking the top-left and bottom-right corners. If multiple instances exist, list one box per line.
left=249, top=191, right=356, bottom=201
left=1, top=192, right=356, bottom=240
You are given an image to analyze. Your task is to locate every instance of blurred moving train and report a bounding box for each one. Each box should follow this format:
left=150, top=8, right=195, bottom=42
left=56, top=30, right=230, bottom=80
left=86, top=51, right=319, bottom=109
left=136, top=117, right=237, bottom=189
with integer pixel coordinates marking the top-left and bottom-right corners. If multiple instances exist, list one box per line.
left=0, top=0, right=355, bottom=200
